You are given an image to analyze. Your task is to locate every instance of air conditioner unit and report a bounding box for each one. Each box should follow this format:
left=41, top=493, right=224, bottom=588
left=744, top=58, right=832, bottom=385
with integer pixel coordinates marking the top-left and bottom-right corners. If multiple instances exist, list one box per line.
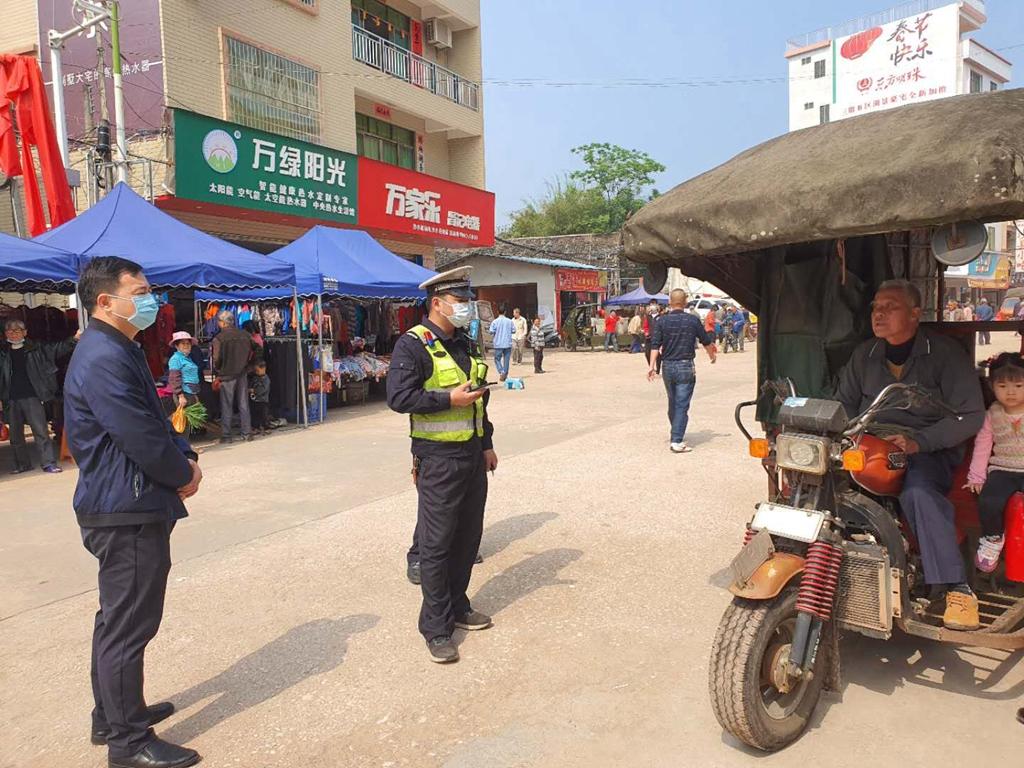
left=424, top=18, right=452, bottom=49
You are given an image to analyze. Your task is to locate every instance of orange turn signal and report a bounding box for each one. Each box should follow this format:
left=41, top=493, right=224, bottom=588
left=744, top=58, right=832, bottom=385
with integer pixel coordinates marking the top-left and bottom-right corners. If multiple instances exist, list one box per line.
left=842, top=449, right=866, bottom=472
left=749, top=438, right=771, bottom=459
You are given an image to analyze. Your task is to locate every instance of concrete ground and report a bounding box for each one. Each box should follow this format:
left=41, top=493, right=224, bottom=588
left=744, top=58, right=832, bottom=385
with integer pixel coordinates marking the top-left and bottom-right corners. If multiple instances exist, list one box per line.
left=1, top=332, right=1022, bottom=768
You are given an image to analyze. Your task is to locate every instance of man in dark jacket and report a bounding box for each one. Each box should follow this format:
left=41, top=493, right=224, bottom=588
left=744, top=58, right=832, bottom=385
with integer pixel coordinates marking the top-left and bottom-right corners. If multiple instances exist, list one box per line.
left=65, top=257, right=202, bottom=768
left=211, top=311, right=254, bottom=443
left=0, top=317, right=78, bottom=473
left=837, top=279, right=985, bottom=633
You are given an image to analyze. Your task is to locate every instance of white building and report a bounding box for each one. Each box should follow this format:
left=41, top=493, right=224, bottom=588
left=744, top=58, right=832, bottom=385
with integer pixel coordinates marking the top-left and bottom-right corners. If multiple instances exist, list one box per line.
left=785, top=0, right=1011, bottom=131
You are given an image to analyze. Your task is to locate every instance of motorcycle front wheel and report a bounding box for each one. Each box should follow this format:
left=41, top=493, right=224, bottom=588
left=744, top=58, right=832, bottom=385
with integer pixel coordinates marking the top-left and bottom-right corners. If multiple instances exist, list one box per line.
left=708, top=584, right=831, bottom=752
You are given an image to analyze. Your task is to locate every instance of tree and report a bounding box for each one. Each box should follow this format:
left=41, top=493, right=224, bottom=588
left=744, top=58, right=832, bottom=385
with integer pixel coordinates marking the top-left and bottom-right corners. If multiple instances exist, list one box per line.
left=570, top=143, right=665, bottom=229
left=501, top=178, right=611, bottom=238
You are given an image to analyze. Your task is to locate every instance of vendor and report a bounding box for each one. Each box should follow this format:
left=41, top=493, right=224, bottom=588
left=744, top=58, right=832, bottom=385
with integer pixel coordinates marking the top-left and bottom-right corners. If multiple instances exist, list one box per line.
left=167, top=331, right=200, bottom=408
left=0, top=318, right=79, bottom=474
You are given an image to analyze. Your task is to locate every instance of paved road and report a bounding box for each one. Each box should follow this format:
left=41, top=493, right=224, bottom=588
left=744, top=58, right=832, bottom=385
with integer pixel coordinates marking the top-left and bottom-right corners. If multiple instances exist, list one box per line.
left=1, top=341, right=1021, bottom=768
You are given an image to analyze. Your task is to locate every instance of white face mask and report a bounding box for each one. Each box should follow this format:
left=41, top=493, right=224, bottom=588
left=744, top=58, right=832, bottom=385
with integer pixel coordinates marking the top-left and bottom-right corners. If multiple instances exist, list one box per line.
left=441, top=299, right=474, bottom=328
left=8, top=339, right=25, bottom=349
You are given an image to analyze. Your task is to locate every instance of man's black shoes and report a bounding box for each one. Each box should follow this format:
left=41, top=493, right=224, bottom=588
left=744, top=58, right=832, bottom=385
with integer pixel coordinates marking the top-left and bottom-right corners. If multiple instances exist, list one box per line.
left=107, top=737, right=200, bottom=768
left=407, top=560, right=421, bottom=585
left=455, top=610, right=493, bottom=631
left=92, top=702, right=176, bottom=745
left=427, top=635, right=459, bottom=663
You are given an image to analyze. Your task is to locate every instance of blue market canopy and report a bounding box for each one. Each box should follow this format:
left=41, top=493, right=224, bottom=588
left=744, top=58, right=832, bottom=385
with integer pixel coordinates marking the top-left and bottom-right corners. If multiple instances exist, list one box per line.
left=0, top=232, right=81, bottom=293
left=35, top=183, right=295, bottom=289
left=604, top=285, right=668, bottom=306
left=196, top=225, right=437, bottom=302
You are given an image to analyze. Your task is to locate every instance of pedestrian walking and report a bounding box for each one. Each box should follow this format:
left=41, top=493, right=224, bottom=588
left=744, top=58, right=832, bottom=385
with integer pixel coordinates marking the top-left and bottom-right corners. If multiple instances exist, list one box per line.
left=530, top=316, right=546, bottom=373
left=1, top=317, right=78, bottom=474
left=714, top=304, right=727, bottom=344
left=211, top=311, right=255, bottom=443
left=647, top=289, right=717, bottom=453
left=65, top=256, right=203, bottom=768
left=601, top=307, right=619, bottom=352
left=488, top=305, right=514, bottom=381
left=977, top=297, right=994, bottom=345
left=511, top=308, right=528, bottom=365
left=643, top=301, right=659, bottom=367
left=387, top=266, right=497, bottom=664
left=628, top=310, right=643, bottom=353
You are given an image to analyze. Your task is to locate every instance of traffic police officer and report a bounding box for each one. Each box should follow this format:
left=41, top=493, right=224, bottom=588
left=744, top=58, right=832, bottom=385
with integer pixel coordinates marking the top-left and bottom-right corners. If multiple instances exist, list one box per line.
left=387, top=266, right=497, bottom=663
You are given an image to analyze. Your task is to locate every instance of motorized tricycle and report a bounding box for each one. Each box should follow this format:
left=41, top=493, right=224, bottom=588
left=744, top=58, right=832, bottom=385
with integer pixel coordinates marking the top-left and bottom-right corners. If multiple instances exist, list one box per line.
left=619, top=89, right=1024, bottom=751
left=708, top=379, right=1024, bottom=751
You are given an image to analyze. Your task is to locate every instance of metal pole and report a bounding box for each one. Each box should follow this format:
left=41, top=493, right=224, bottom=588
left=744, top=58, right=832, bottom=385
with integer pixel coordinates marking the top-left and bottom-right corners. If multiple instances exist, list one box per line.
left=108, top=1, right=128, bottom=184
left=294, top=288, right=308, bottom=428
left=48, top=39, right=70, bottom=168
left=317, top=292, right=324, bottom=424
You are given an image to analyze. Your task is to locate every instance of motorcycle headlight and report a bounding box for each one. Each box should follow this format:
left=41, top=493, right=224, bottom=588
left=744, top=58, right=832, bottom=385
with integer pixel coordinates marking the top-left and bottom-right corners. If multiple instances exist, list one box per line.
left=776, top=434, right=830, bottom=475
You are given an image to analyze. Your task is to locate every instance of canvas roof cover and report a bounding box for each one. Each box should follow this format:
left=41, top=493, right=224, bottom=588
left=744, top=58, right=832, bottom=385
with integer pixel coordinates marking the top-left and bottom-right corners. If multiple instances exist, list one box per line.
left=0, top=232, right=80, bottom=293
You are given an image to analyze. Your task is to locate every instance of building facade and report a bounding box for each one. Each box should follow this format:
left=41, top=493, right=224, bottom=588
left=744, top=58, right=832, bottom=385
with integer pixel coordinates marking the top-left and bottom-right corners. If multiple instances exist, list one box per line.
left=785, top=0, right=1011, bottom=131
left=0, top=0, right=493, bottom=266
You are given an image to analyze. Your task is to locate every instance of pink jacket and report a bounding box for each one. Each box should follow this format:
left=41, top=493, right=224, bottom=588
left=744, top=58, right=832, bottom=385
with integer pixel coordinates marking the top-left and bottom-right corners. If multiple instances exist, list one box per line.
left=967, top=413, right=994, bottom=486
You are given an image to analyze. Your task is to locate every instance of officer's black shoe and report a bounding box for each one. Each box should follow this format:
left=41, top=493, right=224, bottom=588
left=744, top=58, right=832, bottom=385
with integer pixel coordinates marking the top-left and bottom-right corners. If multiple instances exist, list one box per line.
left=427, top=635, right=459, bottom=663
left=107, top=737, right=200, bottom=768
left=454, top=610, right=492, bottom=631
left=474, top=553, right=483, bottom=564
left=407, top=561, right=421, bottom=585
left=92, top=702, right=177, bottom=745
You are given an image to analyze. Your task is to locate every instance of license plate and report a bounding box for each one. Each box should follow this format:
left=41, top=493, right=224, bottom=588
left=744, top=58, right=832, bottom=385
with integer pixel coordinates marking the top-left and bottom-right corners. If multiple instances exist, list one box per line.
left=751, top=503, right=826, bottom=543
left=730, top=528, right=775, bottom=586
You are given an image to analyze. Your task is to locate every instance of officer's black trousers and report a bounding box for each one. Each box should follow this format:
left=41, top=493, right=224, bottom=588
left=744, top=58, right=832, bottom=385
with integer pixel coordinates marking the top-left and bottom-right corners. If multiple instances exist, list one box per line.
left=81, top=521, right=173, bottom=758
left=415, top=452, right=487, bottom=641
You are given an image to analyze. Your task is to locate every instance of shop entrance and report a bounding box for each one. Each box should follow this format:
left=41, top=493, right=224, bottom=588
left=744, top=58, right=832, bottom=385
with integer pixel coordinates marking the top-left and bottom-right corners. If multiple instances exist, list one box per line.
left=475, top=283, right=538, bottom=318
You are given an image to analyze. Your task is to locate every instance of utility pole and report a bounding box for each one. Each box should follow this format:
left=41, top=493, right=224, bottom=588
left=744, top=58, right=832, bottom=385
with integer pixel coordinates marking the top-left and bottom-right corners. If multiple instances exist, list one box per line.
left=108, top=1, right=128, bottom=184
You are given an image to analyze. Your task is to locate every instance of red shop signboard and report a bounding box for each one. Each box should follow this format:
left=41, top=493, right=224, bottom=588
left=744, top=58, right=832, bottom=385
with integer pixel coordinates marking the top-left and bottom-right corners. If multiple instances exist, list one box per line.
left=357, top=157, right=495, bottom=247
left=556, top=269, right=604, bottom=292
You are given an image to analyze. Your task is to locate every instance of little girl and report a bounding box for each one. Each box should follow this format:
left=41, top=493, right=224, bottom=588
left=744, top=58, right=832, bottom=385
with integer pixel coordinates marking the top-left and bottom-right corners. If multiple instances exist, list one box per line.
left=966, top=352, right=1024, bottom=572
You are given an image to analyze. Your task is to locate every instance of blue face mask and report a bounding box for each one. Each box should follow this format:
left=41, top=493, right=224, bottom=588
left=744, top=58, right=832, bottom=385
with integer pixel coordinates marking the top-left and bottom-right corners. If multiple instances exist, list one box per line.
left=107, top=293, right=160, bottom=331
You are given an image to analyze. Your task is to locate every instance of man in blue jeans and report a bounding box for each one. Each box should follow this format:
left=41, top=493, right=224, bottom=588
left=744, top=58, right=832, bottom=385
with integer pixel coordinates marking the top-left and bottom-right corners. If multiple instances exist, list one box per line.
left=489, top=305, right=515, bottom=381
left=648, top=289, right=717, bottom=453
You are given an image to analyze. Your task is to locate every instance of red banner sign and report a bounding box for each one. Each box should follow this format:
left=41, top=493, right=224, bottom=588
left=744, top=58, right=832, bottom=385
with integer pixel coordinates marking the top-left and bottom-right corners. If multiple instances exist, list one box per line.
left=357, top=157, right=495, bottom=247
left=373, top=103, right=392, bottom=120
left=556, top=269, right=605, bottom=292
left=411, top=20, right=424, bottom=56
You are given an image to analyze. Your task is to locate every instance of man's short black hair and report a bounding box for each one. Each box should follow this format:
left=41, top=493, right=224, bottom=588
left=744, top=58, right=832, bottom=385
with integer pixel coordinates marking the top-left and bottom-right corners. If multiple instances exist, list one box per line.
left=78, top=256, right=145, bottom=311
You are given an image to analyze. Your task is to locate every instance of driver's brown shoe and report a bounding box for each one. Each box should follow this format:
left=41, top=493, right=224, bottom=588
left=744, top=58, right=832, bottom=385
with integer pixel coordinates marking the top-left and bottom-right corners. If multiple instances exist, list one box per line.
left=943, top=590, right=980, bottom=631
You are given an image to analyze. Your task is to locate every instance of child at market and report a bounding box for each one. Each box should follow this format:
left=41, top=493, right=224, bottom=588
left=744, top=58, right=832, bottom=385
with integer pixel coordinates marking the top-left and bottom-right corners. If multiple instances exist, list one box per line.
left=966, top=352, right=1024, bottom=572
left=167, top=331, right=200, bottom=409
left=249, top=360, right=272, bottom=435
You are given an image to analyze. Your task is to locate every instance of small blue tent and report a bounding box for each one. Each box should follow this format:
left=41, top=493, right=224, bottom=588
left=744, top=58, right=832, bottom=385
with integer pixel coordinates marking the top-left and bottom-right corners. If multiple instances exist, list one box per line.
left=0, top=233, right=80, bottom=293
left=35, top=183, right=295, bottom=289
left=604, top=285, right=668, bottom=307
left=196, top=225, right=436, bottom=302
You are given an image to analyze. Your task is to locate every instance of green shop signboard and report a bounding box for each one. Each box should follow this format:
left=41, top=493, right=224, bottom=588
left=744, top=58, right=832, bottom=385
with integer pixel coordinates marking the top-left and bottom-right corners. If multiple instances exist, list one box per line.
left=173, top=110, right=357, bottom=224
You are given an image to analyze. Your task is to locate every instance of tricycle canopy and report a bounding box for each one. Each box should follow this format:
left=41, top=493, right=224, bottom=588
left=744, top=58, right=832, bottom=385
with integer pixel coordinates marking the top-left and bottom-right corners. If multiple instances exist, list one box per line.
left=623, top=88, right=1024, bottom=312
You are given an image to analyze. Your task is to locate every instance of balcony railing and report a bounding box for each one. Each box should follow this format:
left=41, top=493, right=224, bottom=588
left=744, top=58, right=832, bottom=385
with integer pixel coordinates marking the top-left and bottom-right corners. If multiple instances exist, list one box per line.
left=352, top=25, right=480, bottom=111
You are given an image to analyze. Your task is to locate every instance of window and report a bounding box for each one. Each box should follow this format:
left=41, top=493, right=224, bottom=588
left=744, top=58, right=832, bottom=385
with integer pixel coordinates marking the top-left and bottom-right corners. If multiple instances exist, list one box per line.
left=800, top=56, right=811, bottom=65
left=970, top=70, right=983, bottom=93
left=224, top=36, right=321, bottom=142
left=987, top=225, right=996, bottom=251
left=814, top=59, right=826, bottom=78
left=352, top=0, right=412, bottom=49
left=991, top=81, right=999, bottom=92
left=819, top=104, right=830, bottom=125
left=804, top=101, right=814, bottom=110
left=356, top=113, right=416, bottom=170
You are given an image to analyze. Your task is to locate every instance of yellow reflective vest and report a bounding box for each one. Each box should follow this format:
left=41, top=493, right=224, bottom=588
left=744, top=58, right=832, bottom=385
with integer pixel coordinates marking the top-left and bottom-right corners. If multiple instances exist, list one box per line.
left=407, top=325, right=486, bottom=442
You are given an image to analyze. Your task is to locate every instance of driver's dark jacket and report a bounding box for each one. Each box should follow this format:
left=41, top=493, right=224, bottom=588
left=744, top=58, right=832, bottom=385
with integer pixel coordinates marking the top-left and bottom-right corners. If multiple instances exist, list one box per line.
left=836, top=329, right=984, bottom=453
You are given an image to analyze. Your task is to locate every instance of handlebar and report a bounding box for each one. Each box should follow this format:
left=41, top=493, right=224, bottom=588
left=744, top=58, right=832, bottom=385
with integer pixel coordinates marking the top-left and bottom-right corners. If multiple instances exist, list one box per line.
left=735, top=400, right=757, bottom=441
left=844, top=382, right=962, bottom=437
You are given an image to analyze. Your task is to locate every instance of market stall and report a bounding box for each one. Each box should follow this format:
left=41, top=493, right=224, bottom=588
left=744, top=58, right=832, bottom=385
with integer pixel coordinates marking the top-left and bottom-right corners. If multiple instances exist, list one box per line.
left=603, top=286, right=668, bottom=306
left=196, top=226, right=436, bottom=422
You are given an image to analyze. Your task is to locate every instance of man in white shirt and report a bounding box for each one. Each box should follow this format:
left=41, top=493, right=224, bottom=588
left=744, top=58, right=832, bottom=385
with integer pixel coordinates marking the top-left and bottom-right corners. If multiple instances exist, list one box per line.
left=511, top=308, right=528, bottom=366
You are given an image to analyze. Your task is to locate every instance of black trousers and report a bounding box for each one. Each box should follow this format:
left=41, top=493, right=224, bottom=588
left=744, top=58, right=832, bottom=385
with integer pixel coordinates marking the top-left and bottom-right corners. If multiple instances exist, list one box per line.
left=533, top=347, right=544, bottom=372
left=81, top=521, right=173, bottom=758
left=6, top=397, right=57, bottom=469
left=252, top=401, right=271, bottom=430
left=414, top=452, right=487, bottom=641
left=978, top=470, right=1024, bottom=537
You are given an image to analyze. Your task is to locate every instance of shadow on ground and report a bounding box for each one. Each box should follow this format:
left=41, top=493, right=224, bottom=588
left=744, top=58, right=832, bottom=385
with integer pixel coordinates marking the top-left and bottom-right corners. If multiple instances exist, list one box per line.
left=162, top=614, right=379, bottom=744
left=480, top=512, right=558, bottom=560
left=472, top=548, right=582, bottom=616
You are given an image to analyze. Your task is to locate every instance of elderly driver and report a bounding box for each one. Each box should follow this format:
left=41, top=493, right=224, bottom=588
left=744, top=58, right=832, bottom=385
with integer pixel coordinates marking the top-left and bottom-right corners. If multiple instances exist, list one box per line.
left=837, top=279, right=984, bottom=631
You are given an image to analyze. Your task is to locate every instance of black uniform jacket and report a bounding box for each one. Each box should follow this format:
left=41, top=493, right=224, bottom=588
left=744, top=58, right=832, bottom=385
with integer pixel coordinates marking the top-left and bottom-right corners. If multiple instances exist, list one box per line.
left=387, top=318, right=494, bottom=458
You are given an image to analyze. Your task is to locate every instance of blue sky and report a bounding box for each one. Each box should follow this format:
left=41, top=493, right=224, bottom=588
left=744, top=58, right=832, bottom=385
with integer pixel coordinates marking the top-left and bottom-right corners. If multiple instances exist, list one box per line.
left=481, top=0, right=1023, bottom=227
